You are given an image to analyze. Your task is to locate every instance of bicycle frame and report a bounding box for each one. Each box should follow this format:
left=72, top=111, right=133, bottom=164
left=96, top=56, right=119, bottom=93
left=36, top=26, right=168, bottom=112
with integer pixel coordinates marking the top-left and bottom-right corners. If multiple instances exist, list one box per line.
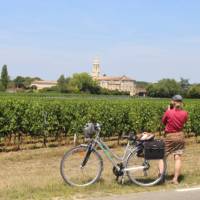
left=90, top=134, right=137, bottom=171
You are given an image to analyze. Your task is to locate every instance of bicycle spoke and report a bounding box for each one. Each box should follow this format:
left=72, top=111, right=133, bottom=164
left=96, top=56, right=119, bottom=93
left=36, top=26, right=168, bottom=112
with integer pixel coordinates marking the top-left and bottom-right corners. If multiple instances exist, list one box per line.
left=126, top=153, right=166, bottom=186
left=60, top=146, right=103, bottom=187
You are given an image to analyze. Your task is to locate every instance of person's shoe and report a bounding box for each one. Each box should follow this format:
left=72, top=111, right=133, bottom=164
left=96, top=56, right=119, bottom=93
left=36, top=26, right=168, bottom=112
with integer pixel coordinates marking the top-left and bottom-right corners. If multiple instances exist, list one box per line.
left=169, top=179, right=179, bottom=185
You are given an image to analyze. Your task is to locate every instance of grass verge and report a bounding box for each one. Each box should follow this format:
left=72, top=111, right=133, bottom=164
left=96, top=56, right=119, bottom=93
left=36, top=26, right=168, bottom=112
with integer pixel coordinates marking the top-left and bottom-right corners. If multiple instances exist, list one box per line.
left=0, top=140, right=200, bottom=200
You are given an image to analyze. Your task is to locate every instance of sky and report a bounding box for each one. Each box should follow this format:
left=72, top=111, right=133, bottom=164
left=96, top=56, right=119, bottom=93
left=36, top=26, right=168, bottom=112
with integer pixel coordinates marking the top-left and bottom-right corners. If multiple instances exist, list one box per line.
left=0, top=0, right=200, bottom=83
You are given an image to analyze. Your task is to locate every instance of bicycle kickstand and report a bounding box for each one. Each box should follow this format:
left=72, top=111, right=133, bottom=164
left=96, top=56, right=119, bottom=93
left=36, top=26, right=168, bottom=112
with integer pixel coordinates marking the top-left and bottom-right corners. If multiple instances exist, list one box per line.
left=121, top=175, right=125, bottom=184
left=116, top=175, right=125, bottom=185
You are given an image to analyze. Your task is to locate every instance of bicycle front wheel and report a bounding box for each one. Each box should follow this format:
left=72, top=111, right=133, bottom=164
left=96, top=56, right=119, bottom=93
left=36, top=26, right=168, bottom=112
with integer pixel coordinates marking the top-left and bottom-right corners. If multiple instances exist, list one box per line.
left=60, top=145, right=103, bottom=187
left=126, top=153, right=166, bottom=187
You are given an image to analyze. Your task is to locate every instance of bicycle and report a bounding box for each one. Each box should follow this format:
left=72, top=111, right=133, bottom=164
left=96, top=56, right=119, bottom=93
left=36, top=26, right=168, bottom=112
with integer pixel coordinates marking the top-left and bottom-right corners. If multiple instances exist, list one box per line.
left=60, top=123, right=166, bottom=187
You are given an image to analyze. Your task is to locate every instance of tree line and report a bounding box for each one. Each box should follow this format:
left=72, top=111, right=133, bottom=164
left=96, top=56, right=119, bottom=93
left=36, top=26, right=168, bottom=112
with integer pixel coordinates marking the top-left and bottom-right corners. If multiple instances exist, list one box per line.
left=146, top=78, right=200, bottom=98
left=0, top=65, right=128, bottom=95
left=1, top=64, right=200, bottom=98
left=0, top=65, right=41, bottom=91
left=54, top=73, right=129, bottom=95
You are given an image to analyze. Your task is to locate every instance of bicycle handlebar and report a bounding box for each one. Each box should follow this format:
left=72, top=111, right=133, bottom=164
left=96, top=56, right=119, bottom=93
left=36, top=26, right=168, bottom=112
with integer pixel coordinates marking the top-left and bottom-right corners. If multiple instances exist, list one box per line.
left=122, top=132, right=136, bottom=142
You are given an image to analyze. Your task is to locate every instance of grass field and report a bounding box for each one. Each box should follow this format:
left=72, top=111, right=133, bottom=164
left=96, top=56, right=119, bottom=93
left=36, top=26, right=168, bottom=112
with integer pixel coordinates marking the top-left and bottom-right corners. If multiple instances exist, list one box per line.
left=1, top=139, right=200, bottom=200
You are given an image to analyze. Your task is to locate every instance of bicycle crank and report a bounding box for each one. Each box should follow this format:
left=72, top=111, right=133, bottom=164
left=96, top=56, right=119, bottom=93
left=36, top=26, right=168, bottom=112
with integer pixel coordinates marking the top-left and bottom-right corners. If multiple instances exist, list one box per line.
left=113, top=163, right=125, bottom=181
left=143, top=160, right=150, bottom=176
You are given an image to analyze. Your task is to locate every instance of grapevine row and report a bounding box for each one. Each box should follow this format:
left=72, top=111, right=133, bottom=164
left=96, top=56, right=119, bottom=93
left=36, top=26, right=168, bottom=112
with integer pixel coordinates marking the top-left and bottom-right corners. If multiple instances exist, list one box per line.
left=0, top=98, right=199, bottom=147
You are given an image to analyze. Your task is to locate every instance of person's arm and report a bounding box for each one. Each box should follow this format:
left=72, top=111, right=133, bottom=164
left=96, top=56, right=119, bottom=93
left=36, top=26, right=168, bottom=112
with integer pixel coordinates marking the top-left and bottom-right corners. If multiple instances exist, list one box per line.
left=162, top=111, right=168, bottom=125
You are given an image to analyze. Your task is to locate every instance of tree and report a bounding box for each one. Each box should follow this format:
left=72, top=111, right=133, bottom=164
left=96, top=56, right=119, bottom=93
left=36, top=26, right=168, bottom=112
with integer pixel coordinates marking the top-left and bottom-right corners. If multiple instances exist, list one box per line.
left=57, top=74, right=68, bottom=93
left=180, top=78, right=190, bottom=90
left=147, top=79, right=181, bottom=98
left=0, top=82, right=5, bottom=91
left=1, top=65, right=9, bottom=90
left=14, top=76, right=41, bottom=89
left=187, top=84, right=200, bottom=98
left=69, top=73, right=100, bottom=94
left=24, top=77, right=41, bottom=88
left=14, top=76, right=26, bottom=88
left=179, top=78, right=190, bottom=96
left=135, top=81, right=150, bottom=88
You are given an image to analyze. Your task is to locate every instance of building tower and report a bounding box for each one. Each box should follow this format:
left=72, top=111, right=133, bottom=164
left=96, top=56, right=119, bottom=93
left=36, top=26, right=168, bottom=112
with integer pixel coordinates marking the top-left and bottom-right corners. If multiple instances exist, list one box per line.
left=92, top=58, right=100, bottom=79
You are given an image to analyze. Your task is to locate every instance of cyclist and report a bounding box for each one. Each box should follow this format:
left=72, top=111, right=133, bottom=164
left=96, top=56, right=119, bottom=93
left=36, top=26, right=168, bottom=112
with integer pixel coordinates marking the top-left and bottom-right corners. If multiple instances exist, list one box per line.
left=159, top=95, right=188, bottom=184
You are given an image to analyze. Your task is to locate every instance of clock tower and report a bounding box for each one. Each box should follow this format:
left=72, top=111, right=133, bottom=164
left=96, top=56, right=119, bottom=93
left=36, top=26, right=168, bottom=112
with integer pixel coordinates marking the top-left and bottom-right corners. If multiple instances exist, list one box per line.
left=92, top=58, right=100, bottom=78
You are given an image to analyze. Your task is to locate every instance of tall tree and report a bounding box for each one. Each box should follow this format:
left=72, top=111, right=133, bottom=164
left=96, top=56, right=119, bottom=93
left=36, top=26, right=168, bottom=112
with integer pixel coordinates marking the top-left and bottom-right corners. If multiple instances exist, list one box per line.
left=14, top=76, right=25, bottom=88
left=180, top=78, right=190, bottom=96
left=57, top=74, right=67, bottom=92
left=1, top=65, right=9, bottom=90
left=69, top=72, right=100, bottom=93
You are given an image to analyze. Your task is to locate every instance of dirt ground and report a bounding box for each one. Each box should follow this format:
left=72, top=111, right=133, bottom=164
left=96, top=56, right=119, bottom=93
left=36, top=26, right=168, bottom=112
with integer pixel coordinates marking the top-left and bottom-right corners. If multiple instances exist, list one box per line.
left=0, top=139, right=200, bottom=200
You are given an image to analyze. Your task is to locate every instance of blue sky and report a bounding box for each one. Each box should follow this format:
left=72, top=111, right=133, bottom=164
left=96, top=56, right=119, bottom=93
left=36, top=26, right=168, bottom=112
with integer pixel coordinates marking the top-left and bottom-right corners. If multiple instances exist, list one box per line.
left=0, top=0, right=200, bottom=83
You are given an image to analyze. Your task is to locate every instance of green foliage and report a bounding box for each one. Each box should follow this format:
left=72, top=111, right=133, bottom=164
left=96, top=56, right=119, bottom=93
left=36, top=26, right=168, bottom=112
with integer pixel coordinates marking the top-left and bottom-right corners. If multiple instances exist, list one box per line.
left=1, top=65, right=9, bottom=90
left=53, top=73, right=102, bottom=94
left=147, top=79, right=181, bottom=97
left=146, top=78, right=200, bottom=99
left=39, top=86, right=58, bottom=93
left=187, top=84, right=200, bottom=98
left=135, top=81, right=150, bottom=88
left=57, top=74, right=69, bottom=93
left=14, top=76, right=41, bottom=89
left=179, top=78, right=190, bottom=96
left=100, top=88, right=129, bottom=95
left=0, top=82, right=5, bottom=91
left=69, top=72, right=101, bottom=94
left=14, top=76, right=26, bottom=88
left=0, top=96, right=199, bottom=144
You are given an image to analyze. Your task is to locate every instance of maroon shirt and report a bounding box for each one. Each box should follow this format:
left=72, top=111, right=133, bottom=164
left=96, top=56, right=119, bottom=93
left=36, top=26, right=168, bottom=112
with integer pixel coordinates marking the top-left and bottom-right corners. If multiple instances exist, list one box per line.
left=162, top=108, right=188, bottom=133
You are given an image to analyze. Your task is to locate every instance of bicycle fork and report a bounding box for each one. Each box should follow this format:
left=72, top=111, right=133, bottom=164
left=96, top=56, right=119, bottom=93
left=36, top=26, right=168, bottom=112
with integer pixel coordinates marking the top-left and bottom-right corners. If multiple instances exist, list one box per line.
left=81, top=144, right=93, bottom=168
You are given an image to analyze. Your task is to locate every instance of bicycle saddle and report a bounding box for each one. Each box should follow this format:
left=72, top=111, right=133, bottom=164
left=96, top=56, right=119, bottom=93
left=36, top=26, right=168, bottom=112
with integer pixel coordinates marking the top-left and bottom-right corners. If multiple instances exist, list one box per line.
left=139, top=132, right=155, bottom=141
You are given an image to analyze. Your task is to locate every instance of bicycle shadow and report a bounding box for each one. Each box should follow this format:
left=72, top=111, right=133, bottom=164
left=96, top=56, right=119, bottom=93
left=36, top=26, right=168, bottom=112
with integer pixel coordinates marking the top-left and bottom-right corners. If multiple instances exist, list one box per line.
left=98, top=174, right=185, bottom=186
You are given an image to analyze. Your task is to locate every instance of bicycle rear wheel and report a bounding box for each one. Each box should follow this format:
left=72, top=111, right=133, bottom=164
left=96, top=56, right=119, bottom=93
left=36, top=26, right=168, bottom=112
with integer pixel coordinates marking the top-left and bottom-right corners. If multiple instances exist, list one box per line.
left=126, top=153, right=166, bottom=187
left=60, top=145, right=103, bottom=187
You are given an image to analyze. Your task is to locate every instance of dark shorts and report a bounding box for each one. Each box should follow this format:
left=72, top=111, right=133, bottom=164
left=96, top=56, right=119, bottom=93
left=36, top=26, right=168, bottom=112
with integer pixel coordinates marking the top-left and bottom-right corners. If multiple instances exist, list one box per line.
left=164, top=132, right=185, bottom=157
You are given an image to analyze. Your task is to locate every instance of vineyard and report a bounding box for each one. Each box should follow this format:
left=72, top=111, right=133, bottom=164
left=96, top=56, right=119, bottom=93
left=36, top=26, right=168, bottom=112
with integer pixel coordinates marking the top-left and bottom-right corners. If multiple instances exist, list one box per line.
left=0, top=94, right=200, bottom=151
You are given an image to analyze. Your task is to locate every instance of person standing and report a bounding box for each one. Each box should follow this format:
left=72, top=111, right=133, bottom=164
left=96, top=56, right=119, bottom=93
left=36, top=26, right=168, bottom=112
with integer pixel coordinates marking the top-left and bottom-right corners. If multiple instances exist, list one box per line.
left=159, top=95, right=188, bottom=184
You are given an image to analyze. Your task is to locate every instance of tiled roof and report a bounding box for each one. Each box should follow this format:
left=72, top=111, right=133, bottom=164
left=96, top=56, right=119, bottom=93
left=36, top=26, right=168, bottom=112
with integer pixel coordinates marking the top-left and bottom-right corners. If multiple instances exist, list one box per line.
left=96, top=75, right=134, bottom=81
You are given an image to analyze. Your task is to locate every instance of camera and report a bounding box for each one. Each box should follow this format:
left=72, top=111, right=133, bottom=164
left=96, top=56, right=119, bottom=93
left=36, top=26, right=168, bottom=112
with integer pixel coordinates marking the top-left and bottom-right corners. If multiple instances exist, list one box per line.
left=169, top=103, right=174, bottom=109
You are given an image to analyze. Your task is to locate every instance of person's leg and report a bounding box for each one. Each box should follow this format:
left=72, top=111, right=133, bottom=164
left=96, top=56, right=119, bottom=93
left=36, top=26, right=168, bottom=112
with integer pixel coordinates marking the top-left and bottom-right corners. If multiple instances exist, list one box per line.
left=172, top=154, right=182, bottom=184
left=158, top=159, right=165, bottom=174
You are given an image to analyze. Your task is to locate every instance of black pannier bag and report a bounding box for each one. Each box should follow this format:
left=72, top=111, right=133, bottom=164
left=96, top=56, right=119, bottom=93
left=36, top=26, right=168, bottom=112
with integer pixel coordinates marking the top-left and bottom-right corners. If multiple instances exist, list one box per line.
left=144, top=140, right=165, bottom=160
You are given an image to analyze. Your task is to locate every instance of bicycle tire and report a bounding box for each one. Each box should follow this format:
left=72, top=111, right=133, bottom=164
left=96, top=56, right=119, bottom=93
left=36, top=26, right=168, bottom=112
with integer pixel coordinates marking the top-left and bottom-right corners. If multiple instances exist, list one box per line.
left=60, top=145, right=103, bottom=187
left=126, top=152, right=166, bottom=187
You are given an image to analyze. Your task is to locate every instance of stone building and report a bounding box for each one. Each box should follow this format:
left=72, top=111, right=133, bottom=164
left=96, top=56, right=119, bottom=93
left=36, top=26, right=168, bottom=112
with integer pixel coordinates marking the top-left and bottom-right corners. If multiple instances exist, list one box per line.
left=92, top=59, right=137, bottom=96
left=30, top=80, right=57, bottom=90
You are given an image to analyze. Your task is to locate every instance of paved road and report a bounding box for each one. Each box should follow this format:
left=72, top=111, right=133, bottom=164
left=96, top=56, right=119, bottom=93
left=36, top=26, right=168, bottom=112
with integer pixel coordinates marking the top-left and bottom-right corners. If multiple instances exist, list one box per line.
left=95, top=187, right=200, bottom=200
